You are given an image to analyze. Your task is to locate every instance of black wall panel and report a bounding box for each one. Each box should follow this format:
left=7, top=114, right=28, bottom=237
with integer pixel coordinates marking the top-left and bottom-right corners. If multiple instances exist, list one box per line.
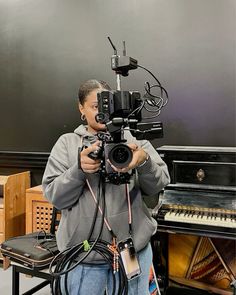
left=0, top=0, right=235, bottom=152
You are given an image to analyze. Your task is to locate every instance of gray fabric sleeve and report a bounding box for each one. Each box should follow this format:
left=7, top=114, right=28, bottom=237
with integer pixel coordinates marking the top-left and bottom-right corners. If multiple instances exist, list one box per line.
left=135, top=139, right=170, bottom=195
left=42, top=135, right=86, bottom=210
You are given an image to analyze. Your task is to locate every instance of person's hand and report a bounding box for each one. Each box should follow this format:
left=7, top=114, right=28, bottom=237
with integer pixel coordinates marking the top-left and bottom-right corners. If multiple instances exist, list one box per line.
left=108, top=143, right=148, bottom=173
left=80, top=141, right=101, bottom=173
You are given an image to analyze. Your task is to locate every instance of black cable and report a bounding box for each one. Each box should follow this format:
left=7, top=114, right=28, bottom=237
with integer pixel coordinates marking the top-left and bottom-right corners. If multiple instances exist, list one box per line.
left=49, top=174, right=128, bottom=295
left=135, top=64, right=169, bottom=120
left=127, top=100, right=145, bottom=119
left=144, top=81, right=169, bottom=103
left=126, top=65, right=169, bottom=123
left=144, top=82, right=165, bottom=108
left=50, top=174, right=105, bottom=294
left=57, top=175, right=104, bottom=294
left=137, top=64, right=169, bottom=99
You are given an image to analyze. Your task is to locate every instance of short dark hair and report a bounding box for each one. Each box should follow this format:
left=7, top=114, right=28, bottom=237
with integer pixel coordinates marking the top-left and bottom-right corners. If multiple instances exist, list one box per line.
left=78, top=79, right=111, bottom=105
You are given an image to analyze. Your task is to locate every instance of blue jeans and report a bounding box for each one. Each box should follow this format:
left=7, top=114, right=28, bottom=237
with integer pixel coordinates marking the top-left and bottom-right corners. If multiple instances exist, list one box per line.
left=60, top=243, right=153, bottom=295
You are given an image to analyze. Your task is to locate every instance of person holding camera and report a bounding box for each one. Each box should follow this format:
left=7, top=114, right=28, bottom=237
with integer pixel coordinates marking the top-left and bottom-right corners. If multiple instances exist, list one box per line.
left=42, top=79, right=170, bottom=295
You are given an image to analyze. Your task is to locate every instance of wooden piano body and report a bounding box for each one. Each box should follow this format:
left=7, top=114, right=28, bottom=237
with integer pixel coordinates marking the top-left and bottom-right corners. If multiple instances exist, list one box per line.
left=153, top=146, right=236, bottom=295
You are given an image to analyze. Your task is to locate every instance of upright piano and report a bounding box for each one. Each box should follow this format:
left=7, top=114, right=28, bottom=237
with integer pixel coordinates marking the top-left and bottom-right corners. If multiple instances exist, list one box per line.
left=153, top=146, right=236, bottom=295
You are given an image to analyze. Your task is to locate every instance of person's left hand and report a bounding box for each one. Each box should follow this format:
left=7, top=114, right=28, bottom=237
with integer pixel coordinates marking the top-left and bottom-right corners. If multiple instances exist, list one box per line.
left=109, top=143, right=148, bottom=173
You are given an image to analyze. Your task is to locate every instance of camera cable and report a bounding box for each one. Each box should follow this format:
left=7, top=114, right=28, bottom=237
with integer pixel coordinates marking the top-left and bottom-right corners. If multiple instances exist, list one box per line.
left=48, top=174, right=128, bottom=295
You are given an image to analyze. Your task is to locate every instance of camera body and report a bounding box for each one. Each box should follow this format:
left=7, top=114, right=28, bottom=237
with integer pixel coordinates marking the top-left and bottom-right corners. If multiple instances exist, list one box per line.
left=96, top=91, right=142, bottom=124
left=90, top=88, right=164, bottom=184
left=92, top=90, right=143, bottom=178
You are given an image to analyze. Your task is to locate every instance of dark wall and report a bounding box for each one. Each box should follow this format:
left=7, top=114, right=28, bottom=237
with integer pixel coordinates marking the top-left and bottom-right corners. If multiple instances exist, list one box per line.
left=0, top=0, right=235, bottom=152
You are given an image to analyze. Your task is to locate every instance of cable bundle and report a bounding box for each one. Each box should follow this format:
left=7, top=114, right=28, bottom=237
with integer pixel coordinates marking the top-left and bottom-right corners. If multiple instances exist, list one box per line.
left=139, top=64, right=169, bottom=119
left=48, top=175, right=129, bottom=295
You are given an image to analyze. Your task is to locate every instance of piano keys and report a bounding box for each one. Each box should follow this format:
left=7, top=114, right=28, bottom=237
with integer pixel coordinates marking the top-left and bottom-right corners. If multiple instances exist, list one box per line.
left=157, top=204, right=236, bottom=235
left=153, top=189, right=236, bottom=239
left=163, top=206, right=236, bottom=228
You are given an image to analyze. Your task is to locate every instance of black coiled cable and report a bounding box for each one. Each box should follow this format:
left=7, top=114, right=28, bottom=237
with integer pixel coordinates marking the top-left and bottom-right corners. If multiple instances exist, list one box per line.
left=48, top=174, right=128, bottom=295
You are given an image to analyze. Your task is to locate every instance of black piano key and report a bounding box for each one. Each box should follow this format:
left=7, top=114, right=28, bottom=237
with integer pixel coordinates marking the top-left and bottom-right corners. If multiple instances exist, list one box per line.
left=174, top=210, right=178, bottom=216
left=230, top=214, right=236, bottom=221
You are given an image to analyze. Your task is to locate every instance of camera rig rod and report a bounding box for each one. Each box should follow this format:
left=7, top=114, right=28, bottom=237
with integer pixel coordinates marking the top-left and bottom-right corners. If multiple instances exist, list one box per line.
left=116, top=74, right=121, bottom=91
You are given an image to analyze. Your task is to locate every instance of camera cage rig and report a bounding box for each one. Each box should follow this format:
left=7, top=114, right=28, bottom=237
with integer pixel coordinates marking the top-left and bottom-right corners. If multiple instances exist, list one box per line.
left=90, top=37, right=169, bottom=184
left=96, top=37, right=168, bottom=143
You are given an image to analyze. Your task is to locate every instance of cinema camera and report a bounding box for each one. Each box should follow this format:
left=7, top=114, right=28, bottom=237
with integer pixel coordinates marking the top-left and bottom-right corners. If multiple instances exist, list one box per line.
left=88, top=37, right=169, bottom=185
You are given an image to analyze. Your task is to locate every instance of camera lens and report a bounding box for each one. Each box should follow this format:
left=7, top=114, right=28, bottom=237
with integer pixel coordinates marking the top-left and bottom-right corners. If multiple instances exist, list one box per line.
left=108, top=144, right=133, bottom=168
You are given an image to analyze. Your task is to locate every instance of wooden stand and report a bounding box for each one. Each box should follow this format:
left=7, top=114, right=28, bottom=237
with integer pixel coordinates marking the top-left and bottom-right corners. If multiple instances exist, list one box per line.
left=25, top=185, right=53, bottom=234
left=0, top=171, right=30, bottom=266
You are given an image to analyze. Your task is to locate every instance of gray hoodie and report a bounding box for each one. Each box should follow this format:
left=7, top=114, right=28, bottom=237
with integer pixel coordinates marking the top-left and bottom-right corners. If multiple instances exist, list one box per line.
left=42, top=125, right=170, bottom=256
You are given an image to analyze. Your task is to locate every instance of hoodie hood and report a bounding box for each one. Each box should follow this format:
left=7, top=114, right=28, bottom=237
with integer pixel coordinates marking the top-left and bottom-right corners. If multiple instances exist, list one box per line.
left=74, top=124, right=99, bottom=147
left=74, top=125, right=90, bottom=136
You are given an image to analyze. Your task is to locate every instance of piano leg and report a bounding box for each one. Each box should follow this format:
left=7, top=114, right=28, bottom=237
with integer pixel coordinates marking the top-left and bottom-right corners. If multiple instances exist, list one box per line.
left=151, top=231, right=169, bottom=294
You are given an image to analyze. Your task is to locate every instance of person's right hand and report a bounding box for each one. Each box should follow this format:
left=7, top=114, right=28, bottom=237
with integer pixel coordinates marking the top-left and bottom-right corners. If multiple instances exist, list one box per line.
left=80, top=141, right=101, bottom=173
